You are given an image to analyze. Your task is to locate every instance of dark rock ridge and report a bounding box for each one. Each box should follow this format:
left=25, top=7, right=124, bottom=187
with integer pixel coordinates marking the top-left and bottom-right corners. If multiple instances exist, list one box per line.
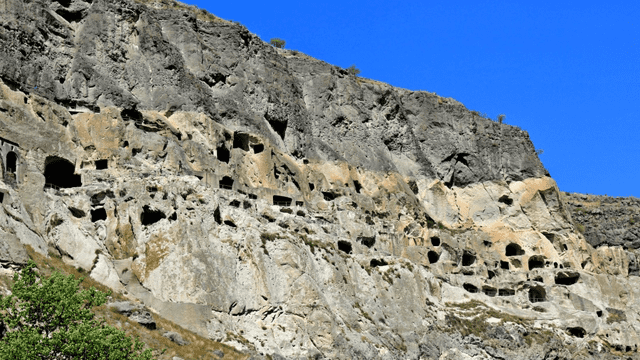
left=0, top=0, right=546, bottom=188
left=564, top=192, right=640, bottom=276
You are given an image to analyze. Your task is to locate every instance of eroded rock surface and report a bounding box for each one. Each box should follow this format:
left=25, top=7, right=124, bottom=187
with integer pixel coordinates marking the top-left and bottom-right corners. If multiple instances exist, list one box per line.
left=0, top=0, right=638, bottom=359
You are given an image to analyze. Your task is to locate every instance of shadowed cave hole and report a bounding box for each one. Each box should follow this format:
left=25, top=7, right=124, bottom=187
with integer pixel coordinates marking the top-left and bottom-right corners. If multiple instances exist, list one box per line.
left=462, top=251, right=476, bottom=266
left=505, top=243, right=525, bottom=256
left=487, top=270, right=495, bottom=279
left=55, top=8, right=84, bottom=23
left=120, top=108, right=143, bottom=122
left=463, top=283, right=478, bottom=293
left=528, top=256, right=546, bottom=270
left=214, top=207, right=222, bottom=225
left=273, top=195, right=292, bottom=207
left=499, top=289, right=515, bottom=296
left=338, top=241, right=352, bottom=254
left=482, top=286, right=497, bottom=297
left=567, top=327, right=586, bottom=338
left=265, top=113, right=287, bottom=141
left=91, top=208, right=107, bottom=222
left=229, top=200, right=241, bottom=208
left=358, top=236, right=376, bottom=248
left=428, top=251, right=439, bottom=264
left=322, top=191, right=340, bottom=201
left=44, top=156, right=82, bottom=188
left=232, top=132, right=250, bottom=151
left=353, top=180, right=362, bottom=194
left=224, top=220, right=236, bottom=228
left=95, top=159, right=108, bottom=170
left=309, top=183, right=315, bottom=191
left=431, top=236, right=440, bottom=246
left=68, top=207, right=85, bottom=218
left=370, top=258, right=387, bottom=267
left=500, top=261, right=510, bottom=270
left=6, top=152, right=17, bottom=174
left=529, top=286, right=546, bottom=303
left=216, top=145, right=230, bottom=163
left=219, top=176, right=234, bottom=190
left=498, top=195, right=513, bottom=206
left=251, top=144, right=264, bottom=154
left=141, top=206, right=166, bottom=226
left=555, top=271, right=580, bottom=286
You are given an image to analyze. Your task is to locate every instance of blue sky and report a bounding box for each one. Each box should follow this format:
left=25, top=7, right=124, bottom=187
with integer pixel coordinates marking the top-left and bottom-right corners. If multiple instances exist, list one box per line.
left=183, top=0, right=640, bottom=197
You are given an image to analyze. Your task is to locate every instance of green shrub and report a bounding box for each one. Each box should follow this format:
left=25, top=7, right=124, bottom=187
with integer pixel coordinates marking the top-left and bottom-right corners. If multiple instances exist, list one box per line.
left=270, top=38, right=285, bottom=48
left=0, top=260, right=154, bottom=359
left=346, top=64, right=360, bottom=76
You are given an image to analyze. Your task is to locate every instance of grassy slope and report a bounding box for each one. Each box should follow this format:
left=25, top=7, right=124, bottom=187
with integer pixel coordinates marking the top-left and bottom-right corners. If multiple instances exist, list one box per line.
left=0, top=246, right=250, bottom=360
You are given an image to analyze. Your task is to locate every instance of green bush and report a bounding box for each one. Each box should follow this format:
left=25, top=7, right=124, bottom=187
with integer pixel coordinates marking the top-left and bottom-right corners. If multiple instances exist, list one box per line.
left=270, top=38, right=285, bottom=48
left=346, top=64, right=360, bottom=76
left=0, top=260, right=154, bottom=359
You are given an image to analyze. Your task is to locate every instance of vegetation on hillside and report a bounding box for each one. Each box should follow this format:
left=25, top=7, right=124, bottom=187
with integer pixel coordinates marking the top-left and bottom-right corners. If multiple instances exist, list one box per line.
left=0, top=260, right=153, bottom=359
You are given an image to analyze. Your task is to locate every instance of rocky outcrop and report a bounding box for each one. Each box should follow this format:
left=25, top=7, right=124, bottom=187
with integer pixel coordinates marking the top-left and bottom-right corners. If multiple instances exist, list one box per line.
left=0, top=0, right=638, bottom=359
left=564, top=192, right=640, bottom=278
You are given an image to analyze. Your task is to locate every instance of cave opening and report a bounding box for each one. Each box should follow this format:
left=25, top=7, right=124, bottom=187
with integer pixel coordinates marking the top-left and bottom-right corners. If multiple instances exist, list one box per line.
left=273, top=195, right=292, bottom=206
left=251, top=144, right=264, bottom=154
left=322, top=191, right=340, bottom=201
left=370, top=258, right=388, bottom=267
left=498, top=289, right=515, bottom=296
left=428, top=251, right=439, bottom=264
left=498, top=195, right=513, bottom=205
left=482, top=286, right=497, bottom=297
left=463, top=283, right=478, bottom=293
left=505, top=243, right=525, bottom=256
left=91, top=208, right=107, bottom=222
left=529, top=286, right=546, bottom=303
left=500, top=261, right=510, bottom=270
left=214, top=207, right=222, bottom=225
left=44, top=156, right=82, bottom=188
left=431, top=236, right=440, bottom=246
left=232, top=132, right=250, bottom=151
left=265, top=113, right=287, bottom=140
left=140, top=205, right=166, bottom=226
left=309, top=183, right=315, bottom=191
left=219, top=176, right=234, bottom=190
left=567, top=327, right=586, bottom=338
left=528, top=255, right=546, bottom=270
left=353, top=180, right=362, bottom=194
left=6, top=152, right=17, bottom=174
left=462, top=251, right=476, bottom=266
left=217, top=145, right=230, bottom=163
left=555, top=271, right=580, bottom=286
left=338, top=240, right=352, bottom=254
left=357, top=236, right=376, bottom=248
left=95, top=159, right=108, bottom=170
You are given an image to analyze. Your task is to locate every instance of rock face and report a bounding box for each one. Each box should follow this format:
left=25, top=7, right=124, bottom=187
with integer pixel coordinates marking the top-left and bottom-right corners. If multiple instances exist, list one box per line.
left=0, top=0, right=638, bottom=359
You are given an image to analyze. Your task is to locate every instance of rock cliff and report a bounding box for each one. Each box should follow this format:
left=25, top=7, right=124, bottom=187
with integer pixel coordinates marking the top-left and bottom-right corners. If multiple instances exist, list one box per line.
left=0, top=0, right=638, bottom=359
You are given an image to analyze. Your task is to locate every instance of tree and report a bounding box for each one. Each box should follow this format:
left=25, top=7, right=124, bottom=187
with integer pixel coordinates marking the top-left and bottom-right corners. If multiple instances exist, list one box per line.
left=346, top=64, right=360, bottom=76
left=270, top=38, right=285, bottom=48
left=497, top=114, right=506, bottom=124
left=0, top=260, right=153, bottom=359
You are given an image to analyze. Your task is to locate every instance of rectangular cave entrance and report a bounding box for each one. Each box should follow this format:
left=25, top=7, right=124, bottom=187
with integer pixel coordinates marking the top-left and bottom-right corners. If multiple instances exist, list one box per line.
left=273, top=195, right=292, bottom=207
left=219, top=176, right=234, bottom=190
